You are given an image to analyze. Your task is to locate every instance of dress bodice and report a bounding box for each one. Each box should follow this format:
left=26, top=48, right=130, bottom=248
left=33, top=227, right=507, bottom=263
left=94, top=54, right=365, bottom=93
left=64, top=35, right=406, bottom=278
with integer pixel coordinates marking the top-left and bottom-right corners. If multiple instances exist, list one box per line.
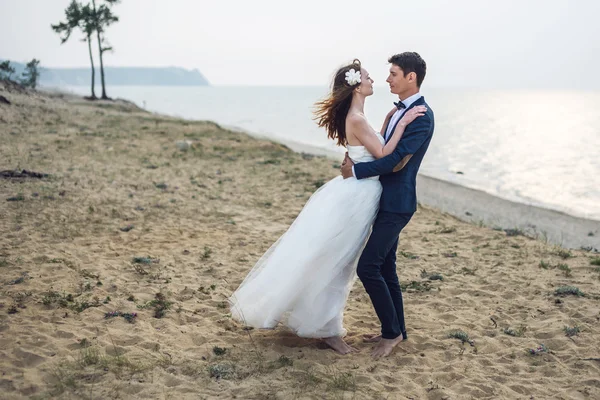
left=347, top=132, right=384, bottom=164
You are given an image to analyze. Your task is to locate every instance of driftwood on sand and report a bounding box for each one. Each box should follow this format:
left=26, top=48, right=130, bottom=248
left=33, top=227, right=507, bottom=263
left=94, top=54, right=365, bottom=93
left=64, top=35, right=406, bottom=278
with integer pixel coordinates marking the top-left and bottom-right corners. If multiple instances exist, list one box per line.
left=0, top=169, right=49, bottom=179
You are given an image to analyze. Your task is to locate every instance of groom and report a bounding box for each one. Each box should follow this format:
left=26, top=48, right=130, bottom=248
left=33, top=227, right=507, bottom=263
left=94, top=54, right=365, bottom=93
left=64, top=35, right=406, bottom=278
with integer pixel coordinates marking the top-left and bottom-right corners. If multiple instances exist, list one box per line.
left=341, top=52, right=434, bottom=358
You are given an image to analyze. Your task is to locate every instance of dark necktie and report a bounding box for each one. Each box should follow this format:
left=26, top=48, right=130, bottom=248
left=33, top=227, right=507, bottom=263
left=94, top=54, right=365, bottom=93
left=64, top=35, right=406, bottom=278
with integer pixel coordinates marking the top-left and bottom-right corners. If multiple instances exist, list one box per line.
left=394, top=100, right=406, bottom=110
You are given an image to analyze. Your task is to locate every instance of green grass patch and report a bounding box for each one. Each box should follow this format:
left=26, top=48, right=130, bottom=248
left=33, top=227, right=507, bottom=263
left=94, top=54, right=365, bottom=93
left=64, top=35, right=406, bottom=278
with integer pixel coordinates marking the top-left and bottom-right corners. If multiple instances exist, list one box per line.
left=554, top=286, right=584, bottom=297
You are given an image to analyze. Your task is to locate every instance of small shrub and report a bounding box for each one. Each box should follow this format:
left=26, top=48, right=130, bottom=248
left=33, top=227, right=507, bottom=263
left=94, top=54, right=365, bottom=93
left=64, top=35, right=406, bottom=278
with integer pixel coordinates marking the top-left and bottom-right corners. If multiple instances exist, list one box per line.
left=557, top=263, right=572, bottom=277
left=79, top=346, right=102, bottom=366
left=6, top=194, right=25, bottom=202
left=503, top=326, right=527, bottom=337
left=137, top=292, right=172, bottom=318
left=504, top=228, right=524, bottom=237
left=528, top=344, right=548, bottom=355
left=71, top=297, right=102, bottom=313
left=563, top=326, right=580, bottom=337
left=399, top=251, right=419, bottom=259
left=554, top=286, right=584, bottom=297
left=132, top=256, right=155, bottom=265
left=438, top=226, right=456, bottom=234
left=212, top=346, right=227, bottom=356
left=277, top=355, right=293, bottom=367
left=42, top=291, right=66, bottom=306
left=539, top=260, right=551, bottom=270
left=119, top=224, right=135, bottom=232
left=105, top=311, right=138, bottom=323
left=216, top=302, right=227, bottom=309
left=208, top=364, right=235, bottom=380
left=328, top=371, right=356, bottom=391
left=260, top=159, right=280, bottom=165
left=401, top=280, right=432, bottom=292
left=555, top=249, right=573, bottom=259
left=447, top=330, right=474, bottom=345
left=416, top=271, right=443, bottom=284
left=202, top=246, right=212, bottom=260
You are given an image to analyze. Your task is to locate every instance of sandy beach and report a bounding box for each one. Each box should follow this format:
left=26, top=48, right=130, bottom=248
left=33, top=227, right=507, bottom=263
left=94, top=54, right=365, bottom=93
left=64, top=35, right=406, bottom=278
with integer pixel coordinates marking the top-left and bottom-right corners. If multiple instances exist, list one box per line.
left=1, top=82, right=600, bottom=399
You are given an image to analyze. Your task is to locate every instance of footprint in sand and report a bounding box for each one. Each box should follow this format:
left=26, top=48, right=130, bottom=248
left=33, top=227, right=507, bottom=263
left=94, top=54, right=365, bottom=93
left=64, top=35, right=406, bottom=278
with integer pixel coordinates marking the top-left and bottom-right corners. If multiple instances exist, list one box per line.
left=12, top=349, right=46, bottom=368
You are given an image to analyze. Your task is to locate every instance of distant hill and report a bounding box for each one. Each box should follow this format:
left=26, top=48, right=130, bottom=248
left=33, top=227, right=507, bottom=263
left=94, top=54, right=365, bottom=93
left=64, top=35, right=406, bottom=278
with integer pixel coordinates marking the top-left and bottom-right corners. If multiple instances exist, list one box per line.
left=1, top=60, right=209, bottom=86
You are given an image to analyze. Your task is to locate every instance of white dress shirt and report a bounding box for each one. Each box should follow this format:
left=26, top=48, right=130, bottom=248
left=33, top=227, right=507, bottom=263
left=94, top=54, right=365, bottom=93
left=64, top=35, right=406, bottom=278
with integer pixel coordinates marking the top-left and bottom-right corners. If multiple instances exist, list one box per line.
left=352, top=92, right=422, bottom=177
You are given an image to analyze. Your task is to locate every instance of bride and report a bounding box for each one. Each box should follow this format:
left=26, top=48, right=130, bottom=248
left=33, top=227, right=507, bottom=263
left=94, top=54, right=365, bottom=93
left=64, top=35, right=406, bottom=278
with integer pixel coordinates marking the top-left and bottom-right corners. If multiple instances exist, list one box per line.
left=229, top=59, right=426, bottom=354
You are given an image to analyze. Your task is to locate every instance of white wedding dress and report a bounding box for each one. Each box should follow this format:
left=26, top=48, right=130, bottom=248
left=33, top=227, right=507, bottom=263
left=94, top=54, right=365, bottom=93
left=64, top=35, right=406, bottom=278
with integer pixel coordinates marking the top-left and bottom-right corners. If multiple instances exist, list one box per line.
left=229, top=134, right=384, bottom=338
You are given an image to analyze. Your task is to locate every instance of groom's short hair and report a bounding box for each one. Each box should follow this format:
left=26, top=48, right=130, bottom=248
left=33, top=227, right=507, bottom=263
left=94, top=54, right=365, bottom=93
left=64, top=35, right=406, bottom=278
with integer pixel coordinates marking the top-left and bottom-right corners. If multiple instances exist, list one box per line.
left=388, top=52, right=426, bottom=88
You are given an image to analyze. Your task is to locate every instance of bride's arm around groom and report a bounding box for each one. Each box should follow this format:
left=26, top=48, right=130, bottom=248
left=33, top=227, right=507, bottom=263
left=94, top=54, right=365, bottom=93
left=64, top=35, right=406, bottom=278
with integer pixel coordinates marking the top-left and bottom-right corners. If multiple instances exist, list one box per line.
left=353, top=109, right=434, bottom=179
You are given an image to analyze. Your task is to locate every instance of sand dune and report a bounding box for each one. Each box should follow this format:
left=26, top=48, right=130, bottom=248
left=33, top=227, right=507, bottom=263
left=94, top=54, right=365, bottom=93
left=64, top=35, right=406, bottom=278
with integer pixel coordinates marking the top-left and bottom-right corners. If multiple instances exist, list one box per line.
left=1, top=83, right=600, bottom=399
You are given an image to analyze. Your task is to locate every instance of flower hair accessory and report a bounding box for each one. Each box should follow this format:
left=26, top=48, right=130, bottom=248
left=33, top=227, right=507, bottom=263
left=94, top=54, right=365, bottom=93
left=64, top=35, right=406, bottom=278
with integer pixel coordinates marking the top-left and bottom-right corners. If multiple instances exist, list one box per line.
left=345, top=69, right=361, bottom=86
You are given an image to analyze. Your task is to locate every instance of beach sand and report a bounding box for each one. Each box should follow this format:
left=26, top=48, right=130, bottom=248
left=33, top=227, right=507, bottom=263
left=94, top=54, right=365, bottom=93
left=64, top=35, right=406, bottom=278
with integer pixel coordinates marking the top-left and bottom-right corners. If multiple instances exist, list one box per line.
left=1, top=83, right=600, bottom=399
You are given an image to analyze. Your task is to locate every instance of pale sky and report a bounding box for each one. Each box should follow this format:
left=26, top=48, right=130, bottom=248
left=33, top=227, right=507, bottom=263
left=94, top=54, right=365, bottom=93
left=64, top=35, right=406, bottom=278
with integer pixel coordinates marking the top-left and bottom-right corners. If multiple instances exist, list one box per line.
left=1, top=0, right=599, bottom=88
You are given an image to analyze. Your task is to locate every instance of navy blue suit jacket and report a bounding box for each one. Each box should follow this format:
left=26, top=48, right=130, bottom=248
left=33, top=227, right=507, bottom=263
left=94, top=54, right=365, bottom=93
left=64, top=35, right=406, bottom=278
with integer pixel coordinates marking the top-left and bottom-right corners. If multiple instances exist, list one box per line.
left=354, top=96, right=434, bottom=214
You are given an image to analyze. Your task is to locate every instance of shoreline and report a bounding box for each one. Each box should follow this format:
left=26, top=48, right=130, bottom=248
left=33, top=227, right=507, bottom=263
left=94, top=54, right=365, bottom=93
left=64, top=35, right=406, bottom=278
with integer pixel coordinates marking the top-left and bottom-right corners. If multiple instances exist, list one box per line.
left=41, top=85, right=600, bottom=249
left=224, top=124, right=600, bottom=250
left=52, top=84, right=600, bottom=225
left=416, top=174, right=599, bottom=250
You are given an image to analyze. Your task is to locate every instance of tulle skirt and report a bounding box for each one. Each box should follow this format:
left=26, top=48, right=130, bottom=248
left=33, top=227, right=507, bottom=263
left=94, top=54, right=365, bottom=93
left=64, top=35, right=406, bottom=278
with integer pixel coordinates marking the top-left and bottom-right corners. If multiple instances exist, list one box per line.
left=229, top=175, right=382, bottom=338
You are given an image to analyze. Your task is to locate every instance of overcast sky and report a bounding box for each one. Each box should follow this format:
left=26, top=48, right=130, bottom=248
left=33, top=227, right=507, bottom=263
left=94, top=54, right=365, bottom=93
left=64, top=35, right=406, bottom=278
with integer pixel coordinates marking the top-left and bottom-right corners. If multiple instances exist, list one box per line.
left=1, top=0, right=599, bottom=88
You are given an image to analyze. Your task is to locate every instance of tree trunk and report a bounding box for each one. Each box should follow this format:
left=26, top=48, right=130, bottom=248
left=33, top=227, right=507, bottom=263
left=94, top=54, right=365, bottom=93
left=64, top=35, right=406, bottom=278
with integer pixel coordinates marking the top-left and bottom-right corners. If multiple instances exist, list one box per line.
left=87, top=34, right=97, bottom=99
left=91, top=0, right=108, bottom=99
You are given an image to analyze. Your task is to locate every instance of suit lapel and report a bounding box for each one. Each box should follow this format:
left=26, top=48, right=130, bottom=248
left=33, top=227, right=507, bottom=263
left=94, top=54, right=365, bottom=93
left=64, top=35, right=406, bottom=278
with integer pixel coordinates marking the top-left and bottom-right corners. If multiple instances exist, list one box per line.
left=383, top=118, right=392, bottom=141
left=385, top=96, right=425, bottom=144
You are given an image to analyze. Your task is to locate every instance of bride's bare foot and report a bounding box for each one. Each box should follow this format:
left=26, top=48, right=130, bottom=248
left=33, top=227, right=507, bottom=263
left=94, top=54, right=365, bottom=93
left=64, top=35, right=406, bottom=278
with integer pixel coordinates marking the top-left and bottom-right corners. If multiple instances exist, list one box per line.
left=371, top=335, right=404, bottom=359
left=363, top=333, right=382, bottom=343
left=323, top=336, right=358, bottom=355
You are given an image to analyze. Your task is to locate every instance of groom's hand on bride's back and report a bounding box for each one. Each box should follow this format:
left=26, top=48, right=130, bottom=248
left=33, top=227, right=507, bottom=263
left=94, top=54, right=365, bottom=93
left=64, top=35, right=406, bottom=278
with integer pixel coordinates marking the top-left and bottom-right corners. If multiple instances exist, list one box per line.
left=341, top=153, right=354, bottom=179
left=341, top=152, right=350, bottom=166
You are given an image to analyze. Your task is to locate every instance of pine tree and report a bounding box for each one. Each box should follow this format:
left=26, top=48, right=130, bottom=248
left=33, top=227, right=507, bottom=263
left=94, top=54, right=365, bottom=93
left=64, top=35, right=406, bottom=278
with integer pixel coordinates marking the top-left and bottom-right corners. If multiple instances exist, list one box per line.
left=91, top=0, right=120, bottom=99
left=0, top=60, right=16, bottom=80
left=52, top=0, right=98, bottom=99
left=21, top=59, right=41, bottom=89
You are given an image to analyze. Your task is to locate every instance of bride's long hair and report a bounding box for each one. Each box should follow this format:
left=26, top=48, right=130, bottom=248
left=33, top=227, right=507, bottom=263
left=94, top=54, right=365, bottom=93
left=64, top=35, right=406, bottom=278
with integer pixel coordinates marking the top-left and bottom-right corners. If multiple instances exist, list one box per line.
left=314, top=59, right=362, bottom=147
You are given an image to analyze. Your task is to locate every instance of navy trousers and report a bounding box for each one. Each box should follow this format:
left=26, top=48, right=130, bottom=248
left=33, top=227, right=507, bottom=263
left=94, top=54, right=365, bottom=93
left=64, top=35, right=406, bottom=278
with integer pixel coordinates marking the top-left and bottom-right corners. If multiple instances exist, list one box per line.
left=357, top=211, right=413, bottom=340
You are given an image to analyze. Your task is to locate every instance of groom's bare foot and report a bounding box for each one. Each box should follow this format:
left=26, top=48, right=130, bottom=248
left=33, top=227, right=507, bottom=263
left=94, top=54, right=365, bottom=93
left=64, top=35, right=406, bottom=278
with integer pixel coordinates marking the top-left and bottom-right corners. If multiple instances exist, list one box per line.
left=323, top=337, right=358, bottom=355
left=363, top=334, right=382, bottom=343
left=371, top=335, right=404, bottom=359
